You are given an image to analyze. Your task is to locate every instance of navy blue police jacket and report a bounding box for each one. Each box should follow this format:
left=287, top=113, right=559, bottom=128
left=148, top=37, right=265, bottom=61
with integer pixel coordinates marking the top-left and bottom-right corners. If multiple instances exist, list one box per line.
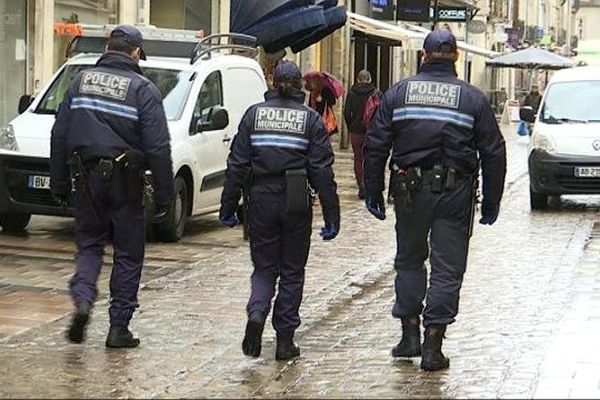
left=50, top=51, right=174, bottom=207
left=364, top=60, right=507, bottom=208
left=220, top=89, right=340, bottom=226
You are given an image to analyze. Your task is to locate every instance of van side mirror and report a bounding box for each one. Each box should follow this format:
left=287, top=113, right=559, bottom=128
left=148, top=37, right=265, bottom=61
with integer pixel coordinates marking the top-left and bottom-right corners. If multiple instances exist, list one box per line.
left=520, top=106, right=535, bottom=123
left=196, top=106, right=229, bottom=132
left=18, top=95, right=34, bottom=114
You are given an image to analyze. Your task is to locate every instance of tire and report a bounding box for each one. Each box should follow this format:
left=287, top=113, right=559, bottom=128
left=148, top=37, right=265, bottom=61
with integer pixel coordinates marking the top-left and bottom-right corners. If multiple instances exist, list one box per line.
left=0, top=212, right=31, bottom=232
left=530, top=187, right=549, bottom=210
left=153, top=176, right=189, bottom=242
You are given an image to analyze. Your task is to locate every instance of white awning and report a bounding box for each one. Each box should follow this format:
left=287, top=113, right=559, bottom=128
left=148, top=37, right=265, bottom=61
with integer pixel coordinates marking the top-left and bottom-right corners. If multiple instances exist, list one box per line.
left=347, top=12, right=499, bottom=59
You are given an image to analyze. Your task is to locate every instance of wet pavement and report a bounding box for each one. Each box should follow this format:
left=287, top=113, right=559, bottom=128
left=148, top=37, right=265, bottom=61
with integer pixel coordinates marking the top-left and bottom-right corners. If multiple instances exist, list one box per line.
left=2, top=128, right=600, bottom=398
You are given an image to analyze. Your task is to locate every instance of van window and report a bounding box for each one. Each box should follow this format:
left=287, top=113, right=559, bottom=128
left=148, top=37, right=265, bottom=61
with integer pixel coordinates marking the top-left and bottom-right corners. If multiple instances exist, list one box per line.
left=225, top=67, right=265, bottom=113
left=541, top=81, right=600, bottom=123
left=190, top=71, right=223, bottom=133
left=35, top=65, right=194, bottom=120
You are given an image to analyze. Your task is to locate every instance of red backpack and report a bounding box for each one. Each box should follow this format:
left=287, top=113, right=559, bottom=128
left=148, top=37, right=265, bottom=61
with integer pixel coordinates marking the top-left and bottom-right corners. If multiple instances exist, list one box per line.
left=362, top=91, right=381, bottom=128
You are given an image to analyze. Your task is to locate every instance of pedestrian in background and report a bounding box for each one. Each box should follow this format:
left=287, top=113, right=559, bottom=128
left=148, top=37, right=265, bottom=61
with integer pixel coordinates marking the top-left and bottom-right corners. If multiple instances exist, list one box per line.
left=523, top=84, right=542, bottom=114
left=50, top=25, right=174, bottom=348
left=343, top=69, right=380, bottom=199
left=363, top=30, right=506, bottom=371
left=220, top=60, right=340, bottom=360
left=306, top=76, right=338, bottom=135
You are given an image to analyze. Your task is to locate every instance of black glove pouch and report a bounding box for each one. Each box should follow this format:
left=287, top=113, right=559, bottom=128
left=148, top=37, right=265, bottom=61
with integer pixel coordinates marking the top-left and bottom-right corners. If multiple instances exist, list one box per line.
left=96, top=159, right=114, bottom=181
left=285, top=169, right=309, bottom=213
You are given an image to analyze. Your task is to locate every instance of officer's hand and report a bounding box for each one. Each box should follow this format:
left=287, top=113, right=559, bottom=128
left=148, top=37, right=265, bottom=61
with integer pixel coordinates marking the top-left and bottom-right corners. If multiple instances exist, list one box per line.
left=479, top=202, right=500, bottom=225
left=152, top=204, right=170, bottom=224
left=220, top=214, right=239, bottom=228
left=320, top=221, right=339, bottom=241
left=366, top=193, right=386, bottom=220
left=53, top=193, right=69, bottom=209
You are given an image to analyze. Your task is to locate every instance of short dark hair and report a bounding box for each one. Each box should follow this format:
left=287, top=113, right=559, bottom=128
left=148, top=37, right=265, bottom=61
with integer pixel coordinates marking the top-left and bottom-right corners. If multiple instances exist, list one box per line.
left=426, top=43, right=457, bottom=61
left=106, top=36, right=137, bottom=55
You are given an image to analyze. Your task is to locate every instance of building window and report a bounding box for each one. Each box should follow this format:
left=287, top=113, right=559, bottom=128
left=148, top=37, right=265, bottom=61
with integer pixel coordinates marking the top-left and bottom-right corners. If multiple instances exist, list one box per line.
left=151, top=0, right=219, bottom=34
left=0, top=0, right=27, bottom=127
left=53, top=0, right=119, bottom=70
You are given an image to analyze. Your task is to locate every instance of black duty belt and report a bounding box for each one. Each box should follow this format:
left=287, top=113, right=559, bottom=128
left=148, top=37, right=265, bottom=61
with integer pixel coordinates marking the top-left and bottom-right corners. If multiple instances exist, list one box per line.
left=419, top=167, right=464, bottom=183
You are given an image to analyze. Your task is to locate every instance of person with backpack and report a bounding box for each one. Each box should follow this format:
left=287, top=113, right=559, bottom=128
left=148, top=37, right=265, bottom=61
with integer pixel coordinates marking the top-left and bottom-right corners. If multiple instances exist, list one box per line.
left=343, top=70, right=380, bottom=199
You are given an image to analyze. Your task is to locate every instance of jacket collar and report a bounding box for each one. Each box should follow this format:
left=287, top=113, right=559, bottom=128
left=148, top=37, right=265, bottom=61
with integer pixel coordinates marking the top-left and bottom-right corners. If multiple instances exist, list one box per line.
left=264, top=89, right=306, bottom=104
left=419, top=60, right=458, bottom=77
left=96, top=51, right=143, bottom=75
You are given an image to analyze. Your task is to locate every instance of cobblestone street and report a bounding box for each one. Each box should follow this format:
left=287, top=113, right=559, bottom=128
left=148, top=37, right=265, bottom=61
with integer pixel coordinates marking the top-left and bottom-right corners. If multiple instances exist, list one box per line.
left=1, top=128, right=600, bottom=398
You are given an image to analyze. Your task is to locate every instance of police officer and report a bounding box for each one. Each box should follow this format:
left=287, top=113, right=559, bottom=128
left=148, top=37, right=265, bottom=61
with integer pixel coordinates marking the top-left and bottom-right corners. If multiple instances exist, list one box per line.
left=220, top=61, right=340, bottom=360
left=50, top=25, right=174, bottom=348
left=363, top=30, right=506, bottom=371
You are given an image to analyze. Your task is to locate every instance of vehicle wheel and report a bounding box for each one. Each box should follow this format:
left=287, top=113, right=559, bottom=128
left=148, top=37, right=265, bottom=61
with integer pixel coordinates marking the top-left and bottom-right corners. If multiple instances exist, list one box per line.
left=530, top=187, right=549, bottom=210
left=0, top=212, right=32, bottom=232
left=154, top=176, right=189, bottom=242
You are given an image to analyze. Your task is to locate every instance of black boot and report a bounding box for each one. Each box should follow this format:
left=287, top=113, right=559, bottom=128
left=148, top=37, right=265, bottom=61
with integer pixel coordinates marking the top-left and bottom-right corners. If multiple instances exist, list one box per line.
left=67, top=301, right=92, bottom=344
left=242, top=311, right=266, bottom=358
left=105, top=326, right=140, bottom=348
left=420, top=324, right=450, bottom=371
left=358, top=183, right=366, bottom=200
left=276, top=332, right=300, bottom=361
left=391, top=316, right=421, bottom=357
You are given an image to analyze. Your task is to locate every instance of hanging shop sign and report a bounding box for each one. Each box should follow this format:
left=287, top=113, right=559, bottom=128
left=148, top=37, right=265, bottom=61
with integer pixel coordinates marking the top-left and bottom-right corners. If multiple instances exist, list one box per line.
left=370, top=0, right=395, bottom=20
left=396, top=0, right=431, bottom=22
left=436, top=7, right=468, bottom=22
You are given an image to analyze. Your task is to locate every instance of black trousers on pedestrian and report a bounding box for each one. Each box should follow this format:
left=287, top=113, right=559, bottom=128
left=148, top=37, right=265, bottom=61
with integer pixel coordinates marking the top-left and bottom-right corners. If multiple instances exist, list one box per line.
left=246, top=189, right=312, bottom=336
left=392, top=176, right=473, bottom=327
left=70, top=167, right=145, bottom=327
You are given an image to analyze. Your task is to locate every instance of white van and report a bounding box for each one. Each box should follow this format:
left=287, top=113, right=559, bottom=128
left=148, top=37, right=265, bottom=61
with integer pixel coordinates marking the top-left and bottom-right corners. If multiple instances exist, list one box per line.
left=0, top=27, right=267, bottom=241
left=525, top=66, right=600, bottom=210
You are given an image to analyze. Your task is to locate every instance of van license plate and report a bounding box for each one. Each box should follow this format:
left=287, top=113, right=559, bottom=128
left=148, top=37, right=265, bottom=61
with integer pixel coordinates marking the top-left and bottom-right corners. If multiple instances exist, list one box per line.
left=574, top=167, right=600, bottom=178
left=28, top=175, right=51, bottom=189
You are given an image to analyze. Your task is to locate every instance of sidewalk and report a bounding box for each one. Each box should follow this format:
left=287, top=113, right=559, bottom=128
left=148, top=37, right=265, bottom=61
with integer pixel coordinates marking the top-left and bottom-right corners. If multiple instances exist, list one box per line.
left=3, top=126, right=600, bottom=398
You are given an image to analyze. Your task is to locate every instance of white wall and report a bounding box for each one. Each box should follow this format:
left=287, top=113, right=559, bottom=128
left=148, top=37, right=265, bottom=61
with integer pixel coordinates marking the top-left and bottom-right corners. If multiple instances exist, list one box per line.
left=577, top=7, right=600, bottom=40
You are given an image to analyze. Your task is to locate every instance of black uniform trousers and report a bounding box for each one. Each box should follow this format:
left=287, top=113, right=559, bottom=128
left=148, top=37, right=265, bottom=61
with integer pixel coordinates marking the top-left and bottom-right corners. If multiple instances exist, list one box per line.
left=246, top=189, right=312, bottom=336
left=70, top=166, right=145, bottom=327
left=392, top=176, right=474, bottom=327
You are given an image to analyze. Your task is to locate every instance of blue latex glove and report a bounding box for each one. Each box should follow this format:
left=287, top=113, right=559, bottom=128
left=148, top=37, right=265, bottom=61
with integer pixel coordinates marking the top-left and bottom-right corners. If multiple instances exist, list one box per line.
left=220, top=214, right=239, bottom=228
left=320, top=222, right=339, bottom=241
left=479, top=202, right=499, bottom=225
left=366, top=194, right=386, bottom=220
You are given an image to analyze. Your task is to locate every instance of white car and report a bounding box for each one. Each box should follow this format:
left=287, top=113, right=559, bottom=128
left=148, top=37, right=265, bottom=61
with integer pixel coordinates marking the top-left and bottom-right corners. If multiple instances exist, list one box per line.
left=524, top=66, right=600, bottom=210
left=0, top=29, right=267, bottom=241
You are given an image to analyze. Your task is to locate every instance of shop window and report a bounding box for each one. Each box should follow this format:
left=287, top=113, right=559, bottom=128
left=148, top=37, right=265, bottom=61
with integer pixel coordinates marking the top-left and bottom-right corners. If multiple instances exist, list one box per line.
left=53, top=0, right=119, bottom=70
left=151, top=0, right=219, bottom=33
left=0, top=0, right=27, bottom=127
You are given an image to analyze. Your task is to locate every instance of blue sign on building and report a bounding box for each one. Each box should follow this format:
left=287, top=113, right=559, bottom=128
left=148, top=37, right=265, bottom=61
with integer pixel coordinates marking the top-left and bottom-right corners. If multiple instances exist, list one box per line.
left=370, top=0, right=390, bottom=6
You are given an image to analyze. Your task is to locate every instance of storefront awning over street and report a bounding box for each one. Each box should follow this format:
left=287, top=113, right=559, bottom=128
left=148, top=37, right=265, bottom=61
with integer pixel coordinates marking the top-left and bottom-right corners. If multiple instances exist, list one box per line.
left=437, top=0, right=478, bottom=9
left=347, top=12, right=498, bottom=58
left=230, top=0, right=346, bottom=54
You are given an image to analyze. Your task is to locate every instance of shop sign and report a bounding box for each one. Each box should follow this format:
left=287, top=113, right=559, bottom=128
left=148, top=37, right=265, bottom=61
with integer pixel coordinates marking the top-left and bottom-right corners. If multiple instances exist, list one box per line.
left=437, top=7, right=468, bottom=22
left=397, top=0, right=431, bottom=22
left=370, top=0, right=396, bottom=20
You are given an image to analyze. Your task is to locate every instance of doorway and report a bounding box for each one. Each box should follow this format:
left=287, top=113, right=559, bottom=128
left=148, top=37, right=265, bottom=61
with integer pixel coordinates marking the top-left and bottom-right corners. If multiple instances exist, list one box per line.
left=0, top=0, right=27, bottom=127
left=352, top=31, right=400, bottom=91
